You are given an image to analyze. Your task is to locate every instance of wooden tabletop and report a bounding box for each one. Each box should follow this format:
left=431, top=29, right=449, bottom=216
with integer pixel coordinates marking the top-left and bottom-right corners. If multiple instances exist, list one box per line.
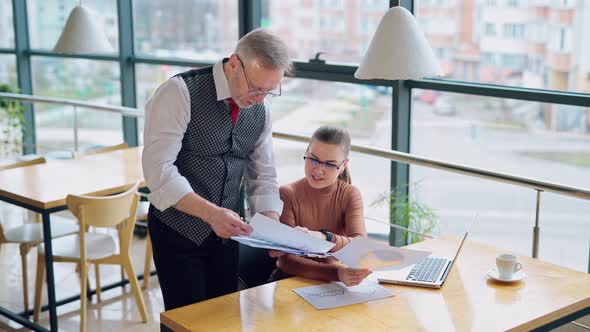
left=0, top=147, right=144, bottom=210
left=161, top=236, right=590, bottom=332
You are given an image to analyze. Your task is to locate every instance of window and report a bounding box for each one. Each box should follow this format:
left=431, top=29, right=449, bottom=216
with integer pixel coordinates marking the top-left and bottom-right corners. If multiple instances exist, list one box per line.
left=503, top=24, right=525, bottom=39
left=506, top=0, right=519, bottom=7
left=133, top=0, right=238, bottom=61
left=484, top=23, right=496, bottom=36
left=27, top=0, right=119, bottom=52
left=260, top=0, right=388, bottom=64
left=31, top=57, right=122, bottom=153
left=416, top=2, right=589, bottom=92
left=0, top=55, right=17, bottom=87
left=267, top=77, right=392, bottom=237
left=549, top=26, right=572, bottom=52
left=0, top=0, right=14, bottom=48
left=411, top=90, right=590, bottom=272
left=501, top=53, right=527, bottom=69
left=481, top=52, right=497, bottom=66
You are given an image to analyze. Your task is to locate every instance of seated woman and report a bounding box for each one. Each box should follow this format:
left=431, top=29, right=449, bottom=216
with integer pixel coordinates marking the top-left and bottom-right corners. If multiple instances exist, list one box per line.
left=271, top=126, right=372, bottom=286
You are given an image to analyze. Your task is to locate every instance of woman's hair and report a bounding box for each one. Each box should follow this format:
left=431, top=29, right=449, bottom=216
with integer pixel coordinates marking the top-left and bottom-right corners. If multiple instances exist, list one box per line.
left=310, top=126, right=352, bottom=184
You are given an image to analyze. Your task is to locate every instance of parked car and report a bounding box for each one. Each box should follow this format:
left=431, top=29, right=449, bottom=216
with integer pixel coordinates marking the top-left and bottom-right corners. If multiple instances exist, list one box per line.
left=433, top=98, right=456, bottom=116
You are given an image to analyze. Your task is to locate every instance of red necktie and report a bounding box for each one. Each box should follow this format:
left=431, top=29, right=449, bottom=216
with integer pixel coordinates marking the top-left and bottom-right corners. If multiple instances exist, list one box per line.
left=228, top=98, right=240, bottom=125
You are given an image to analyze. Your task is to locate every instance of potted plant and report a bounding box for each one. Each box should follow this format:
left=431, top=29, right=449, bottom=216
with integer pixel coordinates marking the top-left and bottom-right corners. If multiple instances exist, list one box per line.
left=0, top=84, right=26, bottom=158
left=371, top=183, right=439, bottom=245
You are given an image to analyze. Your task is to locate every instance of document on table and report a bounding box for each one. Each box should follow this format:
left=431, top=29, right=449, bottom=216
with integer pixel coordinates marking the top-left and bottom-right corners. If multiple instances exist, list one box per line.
left=231, top=213, right=335, bottom=256
left=333, top=237, right=431, bottom=271
left=293, top=280, right=395, bottom=310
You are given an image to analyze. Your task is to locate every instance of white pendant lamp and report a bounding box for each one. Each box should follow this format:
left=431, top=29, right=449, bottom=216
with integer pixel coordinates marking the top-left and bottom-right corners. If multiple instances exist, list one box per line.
left=355, top=6, right=441, bottom=80
left=53, top=6, right=113, bottom=54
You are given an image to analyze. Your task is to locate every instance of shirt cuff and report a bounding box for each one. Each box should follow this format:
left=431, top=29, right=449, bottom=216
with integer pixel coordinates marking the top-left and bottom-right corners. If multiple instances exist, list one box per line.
left=148, top=176, right=193, bottom=211
left=247, top=194, right=284, bottom=216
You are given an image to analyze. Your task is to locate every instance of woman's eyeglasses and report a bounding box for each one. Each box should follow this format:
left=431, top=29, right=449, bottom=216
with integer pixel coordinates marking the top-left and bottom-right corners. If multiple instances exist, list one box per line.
left=303, top=155, right=345, bottom=171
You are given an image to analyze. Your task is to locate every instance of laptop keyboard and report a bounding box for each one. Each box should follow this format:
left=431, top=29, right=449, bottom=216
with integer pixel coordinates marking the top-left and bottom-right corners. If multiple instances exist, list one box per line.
left=406, top=257, right=448, bottom=283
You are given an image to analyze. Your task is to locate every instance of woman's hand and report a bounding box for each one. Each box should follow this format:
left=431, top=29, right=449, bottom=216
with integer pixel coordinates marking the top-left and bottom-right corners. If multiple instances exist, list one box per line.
left=337, top=266, right=372, bottom=287
left=295, top=226, right=326, bottom=240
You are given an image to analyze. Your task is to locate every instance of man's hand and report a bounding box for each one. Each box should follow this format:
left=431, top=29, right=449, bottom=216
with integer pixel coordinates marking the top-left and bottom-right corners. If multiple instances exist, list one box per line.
left=295, top=226, right=326, bottom=240
left=206, top=207, right=253, bottom=238
left=337, top=266, right=372, bottom=287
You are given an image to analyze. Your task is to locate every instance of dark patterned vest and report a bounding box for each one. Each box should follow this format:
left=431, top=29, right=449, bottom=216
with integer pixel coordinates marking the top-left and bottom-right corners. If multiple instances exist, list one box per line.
left=150, top=66, right=266, bottom=245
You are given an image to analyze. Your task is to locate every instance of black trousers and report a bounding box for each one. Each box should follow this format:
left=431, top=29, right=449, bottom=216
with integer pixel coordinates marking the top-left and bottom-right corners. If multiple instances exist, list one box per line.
left=147, top=211, right=239, bottom=311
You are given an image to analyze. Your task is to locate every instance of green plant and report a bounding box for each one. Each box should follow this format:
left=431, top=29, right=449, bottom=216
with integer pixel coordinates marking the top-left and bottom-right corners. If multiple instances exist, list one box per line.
left=0, top=84, right=26, bottom=157
left=371, top=184, right=439, bottom=245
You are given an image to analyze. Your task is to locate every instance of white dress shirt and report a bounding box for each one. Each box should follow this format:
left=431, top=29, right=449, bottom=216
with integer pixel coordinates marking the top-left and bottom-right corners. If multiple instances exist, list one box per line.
left=142, top=59, right=283, bottom=216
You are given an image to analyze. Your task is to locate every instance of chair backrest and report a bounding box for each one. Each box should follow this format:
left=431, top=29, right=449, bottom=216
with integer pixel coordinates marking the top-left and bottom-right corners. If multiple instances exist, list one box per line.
left=0, top=157, right=46, bottom=171
left=67, top=181, right=140, bottom=228
left=73, top=143, right=129, bottom=159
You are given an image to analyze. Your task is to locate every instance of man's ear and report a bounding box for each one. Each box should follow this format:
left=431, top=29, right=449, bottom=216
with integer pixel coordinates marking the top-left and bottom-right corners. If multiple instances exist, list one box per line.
left=228, top=54, right=239, bottom=70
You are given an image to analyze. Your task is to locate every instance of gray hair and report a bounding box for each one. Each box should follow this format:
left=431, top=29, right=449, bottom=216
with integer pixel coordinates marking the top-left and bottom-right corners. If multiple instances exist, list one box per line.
left=235, top=28, right=293, bottom=75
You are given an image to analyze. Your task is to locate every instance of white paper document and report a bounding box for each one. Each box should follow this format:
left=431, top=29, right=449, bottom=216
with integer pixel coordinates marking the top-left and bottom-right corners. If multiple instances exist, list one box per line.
left=293, top=280, right=395, bottom=310
left=231, top=213, right=335, bottom=256
left=333, top=237, right=431, bottom=271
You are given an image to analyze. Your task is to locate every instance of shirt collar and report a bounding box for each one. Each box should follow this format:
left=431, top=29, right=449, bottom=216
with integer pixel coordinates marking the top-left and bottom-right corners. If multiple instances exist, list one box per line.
left=213, top=58, right=231, bottom=101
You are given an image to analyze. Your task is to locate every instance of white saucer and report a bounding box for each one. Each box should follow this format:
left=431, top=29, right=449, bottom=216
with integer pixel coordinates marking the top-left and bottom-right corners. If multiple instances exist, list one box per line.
left=486, top=268, right=525, bottom=282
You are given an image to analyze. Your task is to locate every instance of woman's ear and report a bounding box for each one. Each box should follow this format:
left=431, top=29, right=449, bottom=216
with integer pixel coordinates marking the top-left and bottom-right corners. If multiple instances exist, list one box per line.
left=340, top=159, right=349, bottom=172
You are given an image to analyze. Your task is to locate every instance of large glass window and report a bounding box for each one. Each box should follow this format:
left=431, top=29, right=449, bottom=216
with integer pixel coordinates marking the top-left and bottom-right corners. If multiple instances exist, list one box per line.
left=415, top=0, right=590, bottom=94
left=0, top=55, right=17, bottom=87
left=27, top=0, right=119, bottom=52
left=0, top=0, right=14, bottom=48
left=31, top=57, right=122, bottom=154
left=260, top=0, right=389, bottom=64
left=410, top=89, right=590, bottom=271
left=133, top=0, right=238, bottom=61
left=268, top=77, right=392, bottom=237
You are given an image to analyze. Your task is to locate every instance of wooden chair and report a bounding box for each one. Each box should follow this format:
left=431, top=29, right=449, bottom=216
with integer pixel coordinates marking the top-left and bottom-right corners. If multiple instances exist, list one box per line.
left=0, top=156, right=46, bottom=171
left=0, top=157, right=79, bottom=314
left=33, top=182, right=148, bottom=332
left=73, top=142, right=128, bottom=159
left=66, top=142, right=130, bottom=284
left=135, top=200, right=153, bottom=290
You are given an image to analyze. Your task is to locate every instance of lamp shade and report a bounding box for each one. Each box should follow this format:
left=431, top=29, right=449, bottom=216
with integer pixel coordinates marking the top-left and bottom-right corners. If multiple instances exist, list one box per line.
left=355, top=6, right=441, bottom=80
left=53, top=6, right=113, bottom=54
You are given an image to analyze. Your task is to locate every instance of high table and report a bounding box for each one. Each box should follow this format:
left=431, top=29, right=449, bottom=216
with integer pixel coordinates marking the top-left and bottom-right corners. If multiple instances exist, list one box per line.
left=0, top=147, right=144, bottom=332
left=161, top=236, right=590, bottom=332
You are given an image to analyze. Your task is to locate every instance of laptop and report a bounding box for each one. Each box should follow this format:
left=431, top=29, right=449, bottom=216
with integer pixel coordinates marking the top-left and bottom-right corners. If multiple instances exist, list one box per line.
left=376, top=231, right=469, bottom=289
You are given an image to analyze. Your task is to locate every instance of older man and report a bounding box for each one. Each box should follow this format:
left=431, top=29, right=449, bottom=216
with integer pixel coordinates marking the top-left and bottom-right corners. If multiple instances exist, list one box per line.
left=143, top=28, right=292, bottom=310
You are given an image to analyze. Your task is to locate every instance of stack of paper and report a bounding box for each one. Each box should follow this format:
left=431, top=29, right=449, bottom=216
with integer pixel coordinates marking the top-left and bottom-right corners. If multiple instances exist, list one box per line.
left=293, top=280, right=395, bottom=310
left=231, top=213, right=335, bottom=257
left=333, top=237, right=431, bottom=271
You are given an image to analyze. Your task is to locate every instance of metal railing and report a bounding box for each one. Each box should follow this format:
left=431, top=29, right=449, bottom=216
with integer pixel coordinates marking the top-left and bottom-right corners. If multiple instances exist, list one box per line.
left=1, top=92, right=590, bottom=260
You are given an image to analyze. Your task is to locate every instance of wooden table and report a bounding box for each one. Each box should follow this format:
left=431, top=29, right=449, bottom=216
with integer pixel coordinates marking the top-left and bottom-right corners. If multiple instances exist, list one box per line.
left=161, top=236, right=590, bottom=332
left=0, top=147, right=143, bottom=332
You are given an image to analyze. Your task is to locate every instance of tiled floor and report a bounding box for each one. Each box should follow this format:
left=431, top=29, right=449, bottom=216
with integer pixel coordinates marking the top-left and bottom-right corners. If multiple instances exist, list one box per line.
left=0, top=202, right=163, bottom=332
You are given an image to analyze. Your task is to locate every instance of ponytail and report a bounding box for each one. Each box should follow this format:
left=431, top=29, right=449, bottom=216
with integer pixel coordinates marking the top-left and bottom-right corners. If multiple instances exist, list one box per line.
left=338, top=165, right=351, bottom=184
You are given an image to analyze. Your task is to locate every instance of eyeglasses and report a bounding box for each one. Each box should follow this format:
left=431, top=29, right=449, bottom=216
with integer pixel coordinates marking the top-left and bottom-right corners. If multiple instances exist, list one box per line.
left=303, top=155, right=346, bottom=171
left=236, top=55, right=282, bottom=97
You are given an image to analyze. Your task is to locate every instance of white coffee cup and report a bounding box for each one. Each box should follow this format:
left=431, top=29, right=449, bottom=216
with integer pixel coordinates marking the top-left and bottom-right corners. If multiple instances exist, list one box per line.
left=496, top=254, right=522, bottom=279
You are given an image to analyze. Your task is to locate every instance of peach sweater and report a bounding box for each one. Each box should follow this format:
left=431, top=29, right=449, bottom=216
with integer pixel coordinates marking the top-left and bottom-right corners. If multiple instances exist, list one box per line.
left=276, top=178, right=366, bottom=281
